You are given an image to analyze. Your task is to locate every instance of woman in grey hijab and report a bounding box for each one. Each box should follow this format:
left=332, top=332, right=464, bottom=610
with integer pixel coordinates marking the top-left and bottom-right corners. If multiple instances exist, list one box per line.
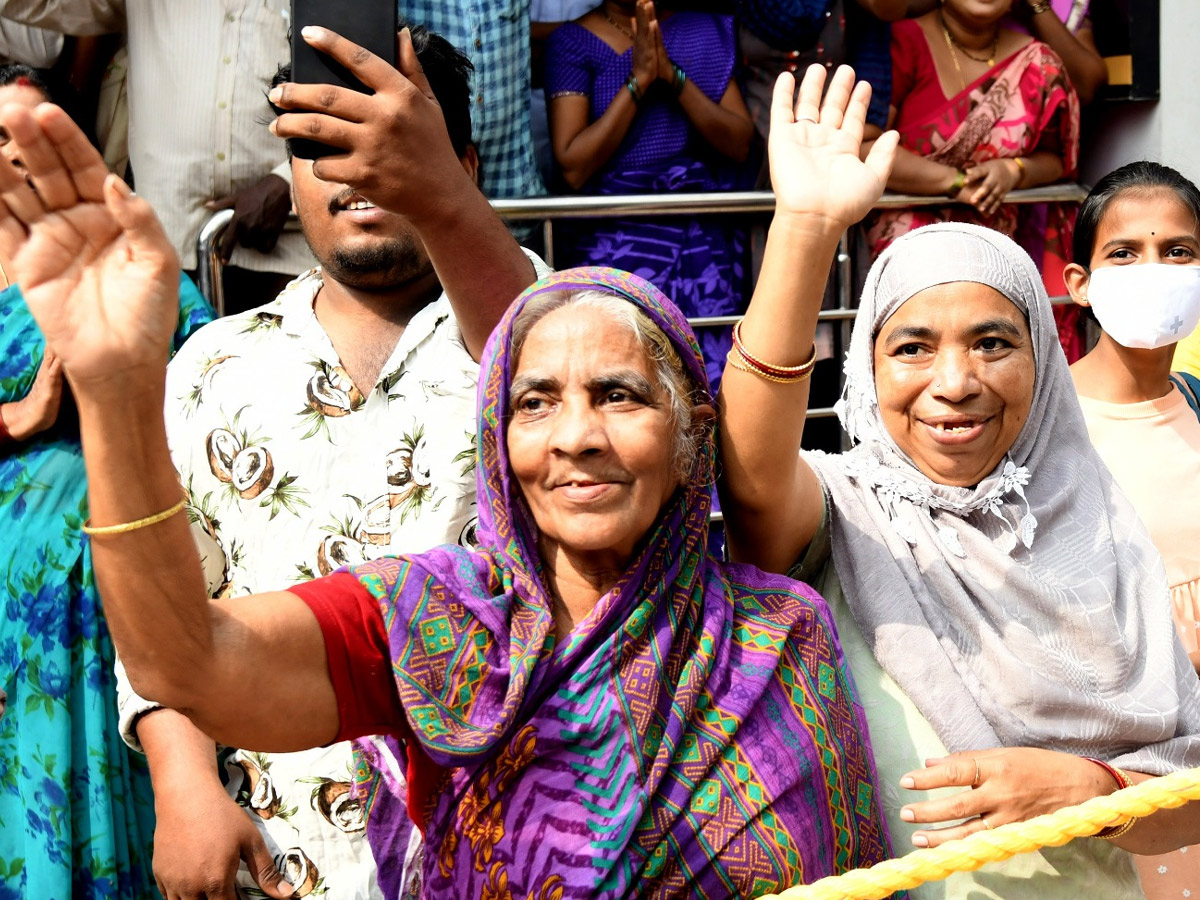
left=719, top=63, right=1200, bottom=898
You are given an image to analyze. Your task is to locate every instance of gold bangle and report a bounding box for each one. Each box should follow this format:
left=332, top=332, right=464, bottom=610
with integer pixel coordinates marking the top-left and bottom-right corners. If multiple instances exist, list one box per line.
left=1028, top=0, right=1052, bottom=14
left=726, top=347, right=814, bottom=384
left=732, top=320, right=818, bottom=376
left=1087, top=763, right=1137, bottom=840
left=82, top=496, right=188, bottom=536
left=1096, top=815, right=1137, bottom=840
left=1012, top=156, right=1026, bottom=187
left=947, top=169, right=967, bottom=199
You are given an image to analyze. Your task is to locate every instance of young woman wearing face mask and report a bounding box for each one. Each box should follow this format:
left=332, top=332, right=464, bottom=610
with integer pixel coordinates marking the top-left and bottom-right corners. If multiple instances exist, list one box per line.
left=1067, top=160, right=1200, bottom=900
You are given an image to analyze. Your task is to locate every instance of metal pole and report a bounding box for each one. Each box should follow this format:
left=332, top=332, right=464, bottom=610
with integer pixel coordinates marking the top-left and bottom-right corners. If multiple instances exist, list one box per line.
left=195, top=209, right=235, bottom=317
left=836, top=232, right=854, bottom=450
left=541, top=218, right=555, bottom=270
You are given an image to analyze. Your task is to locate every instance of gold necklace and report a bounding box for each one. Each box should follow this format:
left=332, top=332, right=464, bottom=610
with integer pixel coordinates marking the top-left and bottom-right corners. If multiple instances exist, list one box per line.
left=602, top=6, right=634, bottom=41
left=938, top=11, right=998, bottom=71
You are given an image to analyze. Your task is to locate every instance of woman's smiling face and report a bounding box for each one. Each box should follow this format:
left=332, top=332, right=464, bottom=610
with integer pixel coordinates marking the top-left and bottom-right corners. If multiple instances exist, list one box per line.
left=872, top=281, right=1035, bottom=486
left=506, top=303, right=681, bottom=570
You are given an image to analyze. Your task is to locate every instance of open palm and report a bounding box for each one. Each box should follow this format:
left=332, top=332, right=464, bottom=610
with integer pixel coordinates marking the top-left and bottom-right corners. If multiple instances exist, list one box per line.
left=768, top=65, right=898, bottom=231
left=0, top=104, right=179, bottom=387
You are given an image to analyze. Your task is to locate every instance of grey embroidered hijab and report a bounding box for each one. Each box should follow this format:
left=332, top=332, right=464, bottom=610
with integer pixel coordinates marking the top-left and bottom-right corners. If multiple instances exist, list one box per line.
left=807, top=222, right=1200, bottom=773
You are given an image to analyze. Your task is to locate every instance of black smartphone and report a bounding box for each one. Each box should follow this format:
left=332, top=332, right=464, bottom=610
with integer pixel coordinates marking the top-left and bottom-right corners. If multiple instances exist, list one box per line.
left=289, top=0, right=399, bottom=159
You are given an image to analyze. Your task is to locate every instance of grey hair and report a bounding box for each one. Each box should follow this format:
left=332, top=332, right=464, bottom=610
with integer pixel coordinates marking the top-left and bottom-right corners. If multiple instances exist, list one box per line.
left=510, top=288, right=704, bottom=480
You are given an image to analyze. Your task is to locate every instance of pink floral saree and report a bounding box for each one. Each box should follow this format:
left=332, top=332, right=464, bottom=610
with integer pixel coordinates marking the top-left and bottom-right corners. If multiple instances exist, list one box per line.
left=867, top=39, right=1083, bottom=358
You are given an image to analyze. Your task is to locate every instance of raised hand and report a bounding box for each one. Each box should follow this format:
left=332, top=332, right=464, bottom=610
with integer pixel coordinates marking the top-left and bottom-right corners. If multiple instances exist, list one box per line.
left=768, top=64, right=898, bottom=233
left=269, top=26, right=475, bottom=223
left=0, top=103, right=180, bottom=391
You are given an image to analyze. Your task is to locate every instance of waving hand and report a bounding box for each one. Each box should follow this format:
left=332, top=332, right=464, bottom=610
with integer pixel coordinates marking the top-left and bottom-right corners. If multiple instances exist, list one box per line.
left=0, top=102, right=179, bottom=389
left=768, top=64, right=897, bottom=231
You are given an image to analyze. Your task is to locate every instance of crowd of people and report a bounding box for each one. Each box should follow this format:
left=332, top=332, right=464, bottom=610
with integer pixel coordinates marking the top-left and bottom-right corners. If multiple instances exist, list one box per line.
left=2, top=2, right=1200, bottom=900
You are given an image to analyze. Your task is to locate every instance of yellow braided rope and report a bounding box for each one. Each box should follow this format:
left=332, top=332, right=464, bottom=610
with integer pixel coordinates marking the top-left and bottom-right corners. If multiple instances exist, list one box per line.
left=766, top=766, right=1200, bottom=900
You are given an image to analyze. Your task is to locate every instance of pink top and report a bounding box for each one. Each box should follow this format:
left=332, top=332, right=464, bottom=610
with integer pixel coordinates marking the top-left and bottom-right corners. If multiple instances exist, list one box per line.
left=1078, top=385, right=1200, bottom=653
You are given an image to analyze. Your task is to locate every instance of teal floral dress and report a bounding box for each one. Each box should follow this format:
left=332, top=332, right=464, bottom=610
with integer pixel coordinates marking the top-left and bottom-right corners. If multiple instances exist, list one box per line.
left=0, top=276, right=213, bottom=900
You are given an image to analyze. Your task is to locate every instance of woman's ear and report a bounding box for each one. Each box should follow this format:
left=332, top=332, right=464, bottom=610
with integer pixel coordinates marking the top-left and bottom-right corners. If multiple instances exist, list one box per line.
left=1064, top=262, right=1091, bottom=308
left=691, top=402, right=716, bottom=426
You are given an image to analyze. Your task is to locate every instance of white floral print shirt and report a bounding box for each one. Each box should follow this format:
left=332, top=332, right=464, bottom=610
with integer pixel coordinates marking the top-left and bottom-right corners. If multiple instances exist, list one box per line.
left=118, top=258, right=544, bottom=899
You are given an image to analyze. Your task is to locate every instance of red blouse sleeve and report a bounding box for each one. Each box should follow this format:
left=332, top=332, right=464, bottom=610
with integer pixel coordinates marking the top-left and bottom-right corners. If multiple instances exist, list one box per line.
left=289, top=573, right=406, bottom=742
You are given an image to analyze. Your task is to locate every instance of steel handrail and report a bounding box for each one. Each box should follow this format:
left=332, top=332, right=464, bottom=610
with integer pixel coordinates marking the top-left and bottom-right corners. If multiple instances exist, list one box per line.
left=196, top=183, right=1088, bottom=313
left=486, top=183, right=1090, bottom=220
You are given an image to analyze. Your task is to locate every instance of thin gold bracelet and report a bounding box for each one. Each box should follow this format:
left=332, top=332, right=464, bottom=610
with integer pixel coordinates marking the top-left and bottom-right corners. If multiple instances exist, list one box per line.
left=82, top=496, right=188, bottom=536
left=1085, top=760, right=1138, bottom=840
left=726, top=347, right=814, bottom=384
left=732, top=320, right=819, bottom=377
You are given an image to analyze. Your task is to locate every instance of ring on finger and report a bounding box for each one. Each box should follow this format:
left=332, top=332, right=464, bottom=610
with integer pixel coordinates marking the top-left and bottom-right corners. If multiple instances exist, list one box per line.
left=972, top=757, right=980, bottom=788
left=980, top=815, right=994, bottom=830
left=796, top=116, right=818, bottom=125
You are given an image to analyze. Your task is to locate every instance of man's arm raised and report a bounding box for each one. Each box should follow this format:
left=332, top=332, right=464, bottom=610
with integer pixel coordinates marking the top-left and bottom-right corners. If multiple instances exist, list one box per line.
left=269, top=26, right=537, bottom=360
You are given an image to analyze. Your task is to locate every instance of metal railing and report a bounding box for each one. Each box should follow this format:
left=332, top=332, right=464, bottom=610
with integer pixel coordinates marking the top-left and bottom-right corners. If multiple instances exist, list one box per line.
left=196, top=184, right=1087, bottom=426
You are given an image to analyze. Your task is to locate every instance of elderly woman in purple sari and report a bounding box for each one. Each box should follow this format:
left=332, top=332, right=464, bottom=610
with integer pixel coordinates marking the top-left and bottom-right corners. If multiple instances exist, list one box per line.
left=0, top=72, right=900, bottom=897
left=545, top=0, right=755, bottom=387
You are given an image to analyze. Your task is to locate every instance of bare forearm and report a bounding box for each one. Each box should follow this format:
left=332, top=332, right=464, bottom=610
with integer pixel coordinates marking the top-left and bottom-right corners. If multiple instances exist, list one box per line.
left=718, top=213, right=838, bottom=571
left=418, top=179, right=537, bottom=360
left=1028, top=16, right=1106, bottom=104
left=73, top=377, right=216, bottom=708
left=138, top=707, right=221, bottom=796
left=555, top=94, right=641, bottom=189
left=1016, top=150, right=1063, bottom=187
left=884, top=145, right=961, bottom=196
left=1112, top=769, right=1200, bottom=854
left=676, top=84, right=753, bottom=162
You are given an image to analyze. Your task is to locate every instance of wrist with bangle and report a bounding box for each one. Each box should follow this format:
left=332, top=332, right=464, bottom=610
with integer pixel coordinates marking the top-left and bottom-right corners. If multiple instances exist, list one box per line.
left=1027, top=0, right=1052, bottom=15
left=671, top=61, right=687, bottom=96
left=947, top=169, right=967, bottom=199
left=1082, top=757, right=1138, bottom=840
left=625, top=73, right=643, bottom=104
left=1011, top=156, right=1027, bottom=187
left=82, top=490, right=189, bottom=537
left=727, top=320, right=818, bottom=384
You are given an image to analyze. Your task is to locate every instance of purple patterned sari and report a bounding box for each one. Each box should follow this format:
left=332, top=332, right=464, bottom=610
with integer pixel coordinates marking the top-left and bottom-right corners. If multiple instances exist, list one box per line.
left=544, top=14, right=752, bottom=387
left=338, top=269, right=892, bottom=898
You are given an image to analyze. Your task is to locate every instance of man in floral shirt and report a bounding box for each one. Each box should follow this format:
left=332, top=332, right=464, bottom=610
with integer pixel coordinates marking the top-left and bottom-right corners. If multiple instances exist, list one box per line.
left=116, top=27, right=547, bottom=900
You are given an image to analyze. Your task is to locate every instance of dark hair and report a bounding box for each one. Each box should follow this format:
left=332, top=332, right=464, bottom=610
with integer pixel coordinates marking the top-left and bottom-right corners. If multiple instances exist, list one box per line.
left=0, top=63, right=94, bottom=146
left=270, top=24, right=474, bottom=159
left=0, top=64, right=54, bottom=100
left=1074, top=161, right=1200, bottom=269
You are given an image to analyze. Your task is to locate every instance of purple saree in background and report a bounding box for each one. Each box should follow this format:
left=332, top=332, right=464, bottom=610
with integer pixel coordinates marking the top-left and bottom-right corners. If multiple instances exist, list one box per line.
left=322, top=269, right=893, bottom=898
left=544, top=15, right=751, bottom=388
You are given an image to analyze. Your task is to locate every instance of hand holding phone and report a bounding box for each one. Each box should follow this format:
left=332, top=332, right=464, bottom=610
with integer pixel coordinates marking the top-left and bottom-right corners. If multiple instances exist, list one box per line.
left=289, top=0, right=398, bottom=158
left=271, top=27, right=473, bottom=225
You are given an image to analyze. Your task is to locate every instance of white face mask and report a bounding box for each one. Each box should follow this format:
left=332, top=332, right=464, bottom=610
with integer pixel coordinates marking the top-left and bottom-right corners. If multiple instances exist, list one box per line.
left=1085, top=264, right=1200, bottom=349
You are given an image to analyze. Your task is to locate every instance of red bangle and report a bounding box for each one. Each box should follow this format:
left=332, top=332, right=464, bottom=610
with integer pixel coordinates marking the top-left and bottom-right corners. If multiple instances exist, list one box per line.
left=1083, top=756, right=1133, bottom=792
left=731, top=320, right=818, bottom=379
left=0, top=404, right=12, bottom=444
left=1083, top=757, right=1137, bottom=839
